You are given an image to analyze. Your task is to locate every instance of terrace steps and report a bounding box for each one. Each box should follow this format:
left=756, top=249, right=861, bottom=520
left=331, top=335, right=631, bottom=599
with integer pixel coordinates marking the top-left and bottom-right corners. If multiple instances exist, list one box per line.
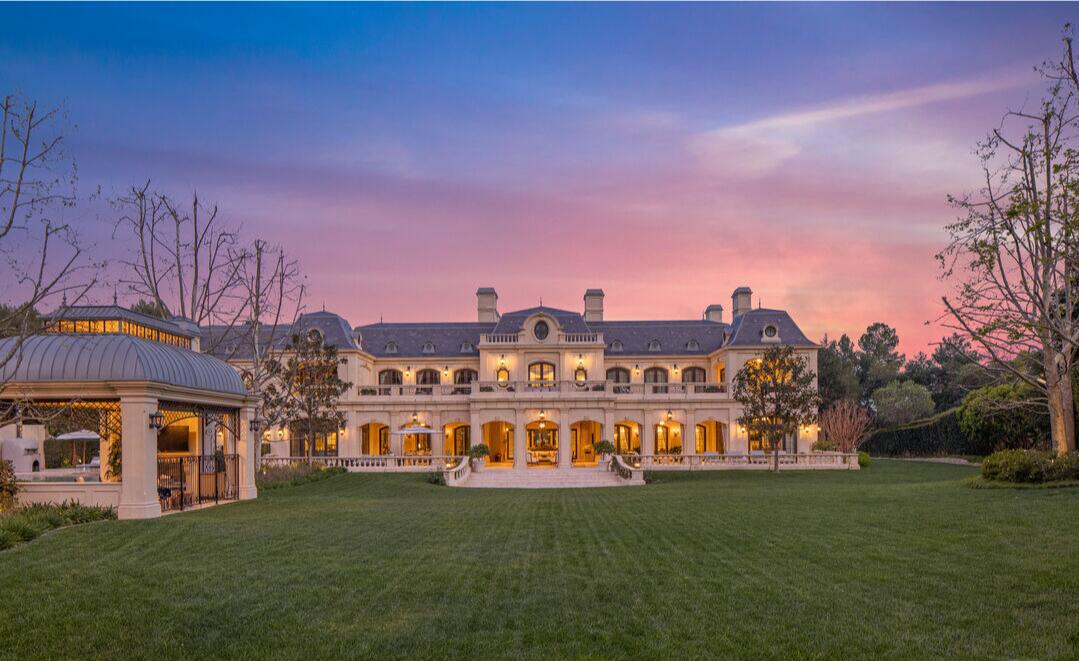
left=462, top=466, right=637, bottom=488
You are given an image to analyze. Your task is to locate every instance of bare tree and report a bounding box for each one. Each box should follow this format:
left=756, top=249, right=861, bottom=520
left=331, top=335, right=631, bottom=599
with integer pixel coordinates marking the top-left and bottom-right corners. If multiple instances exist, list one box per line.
left=819, top=400, right=873, bottom=454
left=0, top=93, right=96, bottom=401
left=939, top=29, right=1079, bottom=453
left=112, top=182, right=246, bottom=353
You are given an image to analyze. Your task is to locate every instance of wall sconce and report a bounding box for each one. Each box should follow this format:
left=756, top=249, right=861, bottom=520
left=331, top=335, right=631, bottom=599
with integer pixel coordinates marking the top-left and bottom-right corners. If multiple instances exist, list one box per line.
left=738, top=425, right=747, bottom=434
left=634, top=364, right=640, bottom=376
left=412, top=411, right=419, bottom=424
left=499, top=354, right=506, bottom=367
left=276, top=428, right=284, bottom=440
left=148, top=411, right=164, bottom=430
left=216, top=429, right=225, bottom=443
left=577, top=354, right=584, bottom=367
left=539, top=410, right=546, bottom=429
left=249, top=417, right=265, bottom=433
left=405, top=366, right=411, bottom=378
left=443, top=365, right=449, bottom=377
left=666, top=410, right=673, bottom=422
left=574, top=366, right=587, bottom=382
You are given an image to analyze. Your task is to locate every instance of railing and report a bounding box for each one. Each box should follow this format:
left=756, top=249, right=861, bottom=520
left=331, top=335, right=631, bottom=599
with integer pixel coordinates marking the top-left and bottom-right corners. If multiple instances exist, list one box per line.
left=621, top=452, right=859, bottom=470
left=157, top=453, right=239, bottom=512
left=482, top=333, right=519, bottom=343
left=260, top=455, right=464, bottom=472
left=559, top=332, right=601, bottom=343
left=443, top=456, right=472, bottom=486
left=610, top=453, right=635, bottom=481
left=355, top=380, right=729, bottom=399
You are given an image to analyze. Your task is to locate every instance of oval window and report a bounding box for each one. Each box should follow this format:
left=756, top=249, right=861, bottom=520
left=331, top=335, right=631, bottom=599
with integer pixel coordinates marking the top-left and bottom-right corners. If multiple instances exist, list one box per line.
left=764, top=325, right=778, bottom=338
left=534, top=320, right=550, bottom=340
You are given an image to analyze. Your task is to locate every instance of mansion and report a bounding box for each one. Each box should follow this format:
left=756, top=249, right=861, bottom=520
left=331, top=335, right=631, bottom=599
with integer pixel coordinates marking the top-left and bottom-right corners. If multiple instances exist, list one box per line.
left=208, top=286, right=821, bottom=470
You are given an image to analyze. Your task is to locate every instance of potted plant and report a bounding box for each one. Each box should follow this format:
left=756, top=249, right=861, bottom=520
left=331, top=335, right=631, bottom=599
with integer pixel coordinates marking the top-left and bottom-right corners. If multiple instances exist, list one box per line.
left=592, top=440, right=616, bottom=466
left=468, top=443, right=491, bottom=471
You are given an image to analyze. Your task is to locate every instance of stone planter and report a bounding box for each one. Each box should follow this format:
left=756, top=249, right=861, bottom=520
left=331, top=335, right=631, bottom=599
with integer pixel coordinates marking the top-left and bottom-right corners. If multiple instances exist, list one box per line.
left=471, top=457, right=486, bottom=472
left=598, top=453, right=612, bottom=468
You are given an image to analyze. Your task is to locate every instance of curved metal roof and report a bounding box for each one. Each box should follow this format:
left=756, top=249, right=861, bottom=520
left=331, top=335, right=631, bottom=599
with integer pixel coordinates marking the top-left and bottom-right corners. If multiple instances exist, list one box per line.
left=0, top=334, right=247, bottom=395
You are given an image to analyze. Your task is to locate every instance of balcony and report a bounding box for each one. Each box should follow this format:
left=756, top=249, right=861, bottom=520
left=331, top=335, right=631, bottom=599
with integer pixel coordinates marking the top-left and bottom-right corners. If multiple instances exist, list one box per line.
left=480, top=332, right=603, bottom=345
left=355, top=380, right=728, bottom=401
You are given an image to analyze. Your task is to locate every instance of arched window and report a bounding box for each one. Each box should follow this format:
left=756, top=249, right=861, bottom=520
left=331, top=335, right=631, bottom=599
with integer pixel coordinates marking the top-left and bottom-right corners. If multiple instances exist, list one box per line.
left=528, top=361, right=556, bottom=388
left=378, top=369, right=403, bottom=385
left=416, top=368, right=440, bottom=384
left=644, top=367, right=668, bottom=393
left=607, top=367, right=631, bottom=394
left=682, top=367, right=706, bottom=383
left=609, top=340, right=624, bottom=353
left=422, top=341, right=436, bottom=354
left=647, top=339, right=661, bottom=352
left=460, top=342, right=475, bottom=353
left=453, top=368, right=477, bottom=394
left=384, top=341, right=398, bottom=354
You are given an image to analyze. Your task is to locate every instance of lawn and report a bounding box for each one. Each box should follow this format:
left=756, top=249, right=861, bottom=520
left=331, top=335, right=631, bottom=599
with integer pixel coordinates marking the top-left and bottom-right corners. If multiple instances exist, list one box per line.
left=1, top=461, right=1077, bottom=659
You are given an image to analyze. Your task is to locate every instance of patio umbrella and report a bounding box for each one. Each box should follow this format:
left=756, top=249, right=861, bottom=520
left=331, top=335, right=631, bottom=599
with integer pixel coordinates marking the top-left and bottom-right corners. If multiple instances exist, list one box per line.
left=51, top=429, right=101, bottom=465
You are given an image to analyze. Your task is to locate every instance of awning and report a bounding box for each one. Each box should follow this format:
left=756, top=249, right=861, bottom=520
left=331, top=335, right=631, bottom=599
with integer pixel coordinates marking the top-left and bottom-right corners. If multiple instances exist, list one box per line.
left=391, top=426, right=442, bottom=435
left=50, top=429, right=101, bottom=442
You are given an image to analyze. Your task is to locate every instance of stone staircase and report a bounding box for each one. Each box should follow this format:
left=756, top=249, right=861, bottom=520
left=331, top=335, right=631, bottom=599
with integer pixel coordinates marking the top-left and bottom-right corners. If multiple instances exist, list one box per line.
left=462, top=466, right=640, bottom=489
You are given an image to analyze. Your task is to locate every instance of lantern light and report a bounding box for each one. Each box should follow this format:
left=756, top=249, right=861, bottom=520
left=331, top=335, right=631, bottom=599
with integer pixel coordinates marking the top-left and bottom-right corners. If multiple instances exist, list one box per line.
left=148, top=411, right=164, bottom=430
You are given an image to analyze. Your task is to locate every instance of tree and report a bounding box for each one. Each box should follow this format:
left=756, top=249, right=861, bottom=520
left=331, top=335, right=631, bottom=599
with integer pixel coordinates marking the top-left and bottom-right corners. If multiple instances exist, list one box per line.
left=129, top=298, right=169, bottom=319
left=940, top=29, right=1079, bottom=453
left=819, top=400, right=873, bottom=453
left=957, top=383, right=1051, bottom=452
left=871, top=381, right=935, bottom=428
left=112, top=182, right=246, bottom=353
left=0, top=93, right=96, bottom=411
left=733, top=346, right=820, bottom=471
left=857, top=323, right=904, bottom=403
left=262, top=329, right=351, bottom=461
left=817, top=334, right=860, bottom=409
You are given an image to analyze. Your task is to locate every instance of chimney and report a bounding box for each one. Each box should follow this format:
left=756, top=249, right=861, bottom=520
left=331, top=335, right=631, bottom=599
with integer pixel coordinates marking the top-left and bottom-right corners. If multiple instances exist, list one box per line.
left=477, top=287, right=499, bottom=323
left=703, top=304, right=724, bottom=323
left=583, top=288, right=604, bottom=322
left=732, top=286, right=752, bottom=319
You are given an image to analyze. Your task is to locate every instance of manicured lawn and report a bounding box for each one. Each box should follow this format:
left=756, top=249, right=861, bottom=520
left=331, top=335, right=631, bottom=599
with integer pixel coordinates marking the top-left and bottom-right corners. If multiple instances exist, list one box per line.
left=2, top=461, right=1077, bottom=659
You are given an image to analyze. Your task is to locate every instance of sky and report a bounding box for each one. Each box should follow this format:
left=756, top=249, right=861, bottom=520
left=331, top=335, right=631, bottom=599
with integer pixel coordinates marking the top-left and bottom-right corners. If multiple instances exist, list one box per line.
left=0, top=2, right=1073, bottom=355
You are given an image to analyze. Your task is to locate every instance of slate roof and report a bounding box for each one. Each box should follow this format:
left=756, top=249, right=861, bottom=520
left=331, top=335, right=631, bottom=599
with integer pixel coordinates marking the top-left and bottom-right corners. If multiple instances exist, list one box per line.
left=0, top=334, right=247, bottom=395
left=45, top=305, right=196, bottom=338
left=201, top=311, right=358, bottom=360
left=591, top=320, right=728, bottom=355
left=492, top=306, right=591, bottom=334
left=355, top=322, right=494, bottom=358
left=725, top=308, right=816, bottom=348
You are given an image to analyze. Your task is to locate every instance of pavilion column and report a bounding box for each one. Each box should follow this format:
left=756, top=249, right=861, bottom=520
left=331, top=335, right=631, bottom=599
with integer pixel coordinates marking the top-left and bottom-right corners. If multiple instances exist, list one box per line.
left=557, top=411, right=571, bottom=469
left=641, top=412, right=655, bottom=456
left=603, top=410, right=614, bottom=447
left=118, top=395, right=162, bottom=520
left=342, top=409, right=359, bottom=456
left=237, top=404, right=258, bottom=501
left=469, top=410, right=482, bottom=457
left=390, top=412, right=404, bottom=455
left=514, top=408, right=527, bottom=470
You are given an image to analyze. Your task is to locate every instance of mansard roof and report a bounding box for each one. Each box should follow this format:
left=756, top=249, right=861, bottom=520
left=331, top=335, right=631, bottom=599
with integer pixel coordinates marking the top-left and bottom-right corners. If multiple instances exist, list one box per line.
left=492, top=306, right=591, bottom=334
left=354, top=322, right=492, bottom=358
left=725, top=308, right=816, bottom=348
left=45, top=305, right=196, bottom=338
left=590, top=320, right=728, bottom=355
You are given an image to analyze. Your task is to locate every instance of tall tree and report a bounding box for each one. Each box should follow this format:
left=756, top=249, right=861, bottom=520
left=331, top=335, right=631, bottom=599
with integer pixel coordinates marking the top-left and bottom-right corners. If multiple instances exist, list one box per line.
left=262, top=329, right=351, bottom=461
left=940, top=28, right=1079, bottom=452
left=733, top=346, right=820, bottom=471
left=0, top=93, right=96, bottom=403
left=871, top=380, right=935, bottom=428
left=817, top=334, right=860, bottom=409
left=857, top=323, right=904, bottom=403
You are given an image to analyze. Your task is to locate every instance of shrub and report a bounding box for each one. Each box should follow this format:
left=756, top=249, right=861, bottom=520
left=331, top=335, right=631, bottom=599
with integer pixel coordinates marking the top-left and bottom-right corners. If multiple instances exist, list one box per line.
left=1048, top=452, right=1079, bottom=481
left=426, top=471, right=446, bottom=486
left=468, top=444, right=490, bottom=459
left=0, top=459, right=18, bottom=512
left=812, top=439, right=836, bottom=451
left=0, top=528, right=17, bottom=550
left=861, top=408, right=982, bottom=457
left=858, top=451, right=871, bottom=468
left=957, top=384, right=1050, bottom=452
left=981, top=449, right=1053, bottom=483
left=592, top=440, right=616, bottom=456
left=0, top=501, right=115, bottom=551
left=257, top=462, right=345, bottom=490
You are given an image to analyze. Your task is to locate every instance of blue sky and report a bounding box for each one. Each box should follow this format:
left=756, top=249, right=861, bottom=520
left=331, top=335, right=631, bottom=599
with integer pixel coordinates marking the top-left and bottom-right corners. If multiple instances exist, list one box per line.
left=0, top=3, right=1073, bottom=351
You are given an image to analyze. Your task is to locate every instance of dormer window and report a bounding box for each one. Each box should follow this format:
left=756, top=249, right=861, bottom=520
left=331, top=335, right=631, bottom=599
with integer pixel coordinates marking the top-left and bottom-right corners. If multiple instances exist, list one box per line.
left=647, top=339, right=661, bottom=352
left=460, top=341, right=474, bottom=353
left=384, top=341, right=398, bottom=354
left=762, top=324, right=780, bottom=343
left=686, top=339, right=700, bottom=351
left=609, top=340, right=623, bottom=353
left=422, top=341, right=435, bottom=354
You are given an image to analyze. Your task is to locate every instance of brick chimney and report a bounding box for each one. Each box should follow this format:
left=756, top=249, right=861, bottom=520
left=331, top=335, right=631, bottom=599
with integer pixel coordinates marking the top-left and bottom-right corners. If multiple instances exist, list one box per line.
left=477, top=287, right=499, bottom=323
left=583, top=288, right=604, bottom=322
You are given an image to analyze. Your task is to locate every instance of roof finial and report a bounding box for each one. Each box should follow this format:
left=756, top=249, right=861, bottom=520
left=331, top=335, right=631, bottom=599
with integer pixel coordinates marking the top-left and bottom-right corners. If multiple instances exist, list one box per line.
left=113, top=289, right=118, bottom=306
left=539, top=296, right=543, bottom=307
left=61, top=292, right=67, bottom=307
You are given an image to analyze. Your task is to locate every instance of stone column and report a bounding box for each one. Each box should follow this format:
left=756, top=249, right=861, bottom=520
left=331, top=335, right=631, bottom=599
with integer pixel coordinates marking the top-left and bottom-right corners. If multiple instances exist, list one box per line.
left=431, top=410, right=444, bottom=457
left=557, top=411, right=571, bottom=469
left=118, top=395, right=162, bottom=520
left=390, top=412, right=404, bottom=455
left=641, top=411, right=655, bottom=456
left=237, top=404, right=258, bottom=501
left=603, top=410, right=614, bottom=446
left=514, top=408, right=527, bottom=470
left=470, top=410, right=482, bottom=456
left=684, top=409, right=697, bottom=457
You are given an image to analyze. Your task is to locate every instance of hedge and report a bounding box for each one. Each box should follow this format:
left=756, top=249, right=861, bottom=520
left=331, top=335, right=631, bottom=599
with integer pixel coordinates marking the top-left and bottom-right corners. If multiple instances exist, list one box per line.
left=861, top=407, right=995, bottom=457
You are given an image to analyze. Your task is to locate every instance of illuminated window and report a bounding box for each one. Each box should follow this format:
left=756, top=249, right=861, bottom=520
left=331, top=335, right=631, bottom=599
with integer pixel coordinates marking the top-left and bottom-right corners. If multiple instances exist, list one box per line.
left=644, top=367, right=668, bottom=393
left=528, top=361, right=556, bottom=386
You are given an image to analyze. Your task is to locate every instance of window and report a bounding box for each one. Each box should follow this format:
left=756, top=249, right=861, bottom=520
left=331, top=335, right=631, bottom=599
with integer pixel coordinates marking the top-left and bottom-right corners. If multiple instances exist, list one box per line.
left=384, top=341, right=398, bottom=354
left=422, top=341, right=435, bottom=354
left=607, top=367, right=631, bottom=394
left=533, top=320, right=550, bottom=341
left=528, top=361, right=556, bottom=387
left=288, top=421, right=339, bottom=457
left=460, top=342, right=475, bottom=353
left=682, top=367, right=706, bottom=383
left=416, top=369, right=440, bottom=385
left=378, top=369, right=403, bottom=385
left=609, top=340, right=623, bottom=353
left=647, top=339, right=661, bottom=352
left=644, top=367, right=668, bottom=393
left=686, top=339, right=700, bottom=351
left=453, top=369, right=477, bottom=394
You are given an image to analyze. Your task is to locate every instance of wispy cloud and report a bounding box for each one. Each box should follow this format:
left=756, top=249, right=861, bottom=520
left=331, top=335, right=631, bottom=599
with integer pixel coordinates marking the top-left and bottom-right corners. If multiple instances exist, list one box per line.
left=689, top=69, right=1032, bottom=178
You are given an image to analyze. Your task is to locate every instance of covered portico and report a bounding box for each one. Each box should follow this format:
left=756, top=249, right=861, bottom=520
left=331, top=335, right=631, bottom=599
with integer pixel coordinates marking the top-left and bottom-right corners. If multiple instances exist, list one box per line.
left=0, top=333, right=257, bottom=519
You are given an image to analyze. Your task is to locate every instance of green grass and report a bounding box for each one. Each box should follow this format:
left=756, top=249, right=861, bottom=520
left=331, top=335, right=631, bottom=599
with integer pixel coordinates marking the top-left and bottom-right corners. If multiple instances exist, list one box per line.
left=2, top=460, right=1078, bottom=659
